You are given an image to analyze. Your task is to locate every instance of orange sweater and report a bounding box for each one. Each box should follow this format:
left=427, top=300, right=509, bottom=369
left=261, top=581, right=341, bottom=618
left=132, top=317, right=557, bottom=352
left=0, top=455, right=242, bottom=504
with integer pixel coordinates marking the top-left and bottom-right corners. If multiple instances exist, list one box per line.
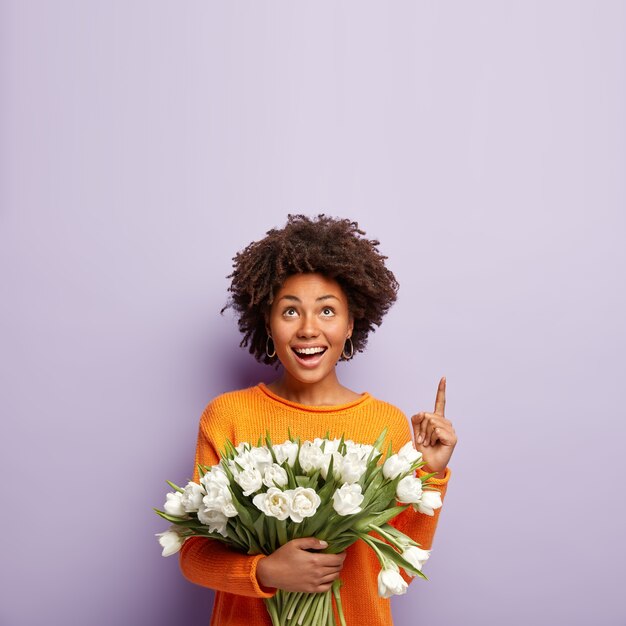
left=179, top=383, right=451, bottom=626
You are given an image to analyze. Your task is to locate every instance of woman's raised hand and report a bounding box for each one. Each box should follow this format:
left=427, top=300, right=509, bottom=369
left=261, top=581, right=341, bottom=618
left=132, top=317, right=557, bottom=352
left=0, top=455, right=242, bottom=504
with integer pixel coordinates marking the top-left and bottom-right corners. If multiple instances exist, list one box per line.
left=256, top=538, right=347, bottom=593
left=411, top=377, right=457, bottom=475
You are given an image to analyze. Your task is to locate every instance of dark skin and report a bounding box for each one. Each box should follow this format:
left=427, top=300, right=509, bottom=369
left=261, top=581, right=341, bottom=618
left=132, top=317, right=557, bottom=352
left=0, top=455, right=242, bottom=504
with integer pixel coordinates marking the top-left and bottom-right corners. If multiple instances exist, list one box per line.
left=256, top=274, right=351, bottom=592
left=256, top=275, right=458, bottom=591
left=411, top=377, right=457, bottom=478
left=257, top=538, right=347, bottom=593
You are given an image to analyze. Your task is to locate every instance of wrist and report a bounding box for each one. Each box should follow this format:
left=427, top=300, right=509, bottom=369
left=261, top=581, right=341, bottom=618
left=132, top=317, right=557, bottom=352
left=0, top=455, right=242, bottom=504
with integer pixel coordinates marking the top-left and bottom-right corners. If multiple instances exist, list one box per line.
left=256, top=555, right=274, bottom=589
left=421, top=465, right=446, bottom=479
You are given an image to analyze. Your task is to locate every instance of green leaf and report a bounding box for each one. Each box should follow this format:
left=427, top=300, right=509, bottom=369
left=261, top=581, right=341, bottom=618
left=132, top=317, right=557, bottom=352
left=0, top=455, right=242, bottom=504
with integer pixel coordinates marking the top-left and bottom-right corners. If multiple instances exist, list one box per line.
left=337, top=433, right=346, bottom=455
left=266, top=516, right=277, bottom=551
left=165, top=480, right=184, bottom=493
left=153, top=509, right=190, bottom=524
left=372, top=427, right=388, bottom=453
left=230, top=494, right=255, bottom=531
left=239, top=524, right=262, bottom=554
left=292, top=439, right=303, bottom=475
left=354, top=505, right=409, bottom=532
left=419, top=472, right=437, bottom=483
left=275, top=519, right=288, bottom=546
left=367, top=536, right=426, bottom=578
left=283, top=463, right=298, bottom=490
left=265, top=432, right=278, bottom=464
left=253, top=512, right=267, bottom=549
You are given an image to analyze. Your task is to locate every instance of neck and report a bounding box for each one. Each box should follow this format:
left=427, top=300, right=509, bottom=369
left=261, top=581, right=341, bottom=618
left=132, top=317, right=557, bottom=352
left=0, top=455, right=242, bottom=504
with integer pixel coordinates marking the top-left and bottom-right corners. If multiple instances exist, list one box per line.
left=268, top=371, right=351, bottom=406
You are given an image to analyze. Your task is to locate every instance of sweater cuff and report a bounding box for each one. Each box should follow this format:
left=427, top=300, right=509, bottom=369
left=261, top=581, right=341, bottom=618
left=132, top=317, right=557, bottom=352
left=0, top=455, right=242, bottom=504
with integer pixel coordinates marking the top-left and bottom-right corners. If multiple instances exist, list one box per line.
left=179, top=537, right=277, bottom=599
left=417, top=465, right=451, bottom=485
left=250, top=554, right=277, bottom=598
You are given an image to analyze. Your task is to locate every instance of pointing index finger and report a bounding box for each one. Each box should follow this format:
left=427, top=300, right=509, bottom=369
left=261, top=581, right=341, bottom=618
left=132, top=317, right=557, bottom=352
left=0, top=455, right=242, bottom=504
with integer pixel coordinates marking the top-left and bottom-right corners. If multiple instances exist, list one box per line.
left=434, top=377, right=446, bottom=416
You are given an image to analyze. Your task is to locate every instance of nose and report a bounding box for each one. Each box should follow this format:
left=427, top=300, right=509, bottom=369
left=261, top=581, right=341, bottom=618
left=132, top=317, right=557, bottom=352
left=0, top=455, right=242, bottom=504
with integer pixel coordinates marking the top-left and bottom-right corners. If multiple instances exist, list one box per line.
left=297, top=313, right=320, bottom=338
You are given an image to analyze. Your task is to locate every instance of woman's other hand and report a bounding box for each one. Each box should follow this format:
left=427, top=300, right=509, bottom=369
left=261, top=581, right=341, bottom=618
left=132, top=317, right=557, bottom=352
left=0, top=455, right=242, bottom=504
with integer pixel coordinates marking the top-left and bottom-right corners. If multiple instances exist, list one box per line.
left=411, top=377, right=457, bottom=475
left=256, top=538, right=347, bottom=593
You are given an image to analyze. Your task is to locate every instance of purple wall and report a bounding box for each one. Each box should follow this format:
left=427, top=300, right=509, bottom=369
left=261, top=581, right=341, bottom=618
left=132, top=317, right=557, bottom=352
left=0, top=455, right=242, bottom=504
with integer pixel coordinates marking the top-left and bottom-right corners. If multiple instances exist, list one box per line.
left=1, top=2, right=624, bottom=625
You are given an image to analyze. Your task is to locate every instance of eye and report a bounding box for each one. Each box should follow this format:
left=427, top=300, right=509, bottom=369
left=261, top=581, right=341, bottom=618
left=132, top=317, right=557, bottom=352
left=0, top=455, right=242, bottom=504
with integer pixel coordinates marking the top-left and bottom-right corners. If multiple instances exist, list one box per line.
left=282, top=307, right=298, bottom=317
left=321, top=307, right=335, bottom=317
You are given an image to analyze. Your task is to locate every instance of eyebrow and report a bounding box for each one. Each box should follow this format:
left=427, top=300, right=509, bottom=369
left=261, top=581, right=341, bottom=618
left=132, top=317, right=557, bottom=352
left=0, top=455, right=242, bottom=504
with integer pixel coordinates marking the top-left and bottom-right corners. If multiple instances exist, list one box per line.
left=278, top=295, right=340, bottom=303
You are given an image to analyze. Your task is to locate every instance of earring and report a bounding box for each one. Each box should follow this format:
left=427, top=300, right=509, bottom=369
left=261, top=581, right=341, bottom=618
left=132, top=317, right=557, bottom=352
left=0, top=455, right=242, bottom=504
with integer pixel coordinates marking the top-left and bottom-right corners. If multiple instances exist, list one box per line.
left=342, top=337, right=354, bottom=360
left=265, top=335, right=276, bottom=358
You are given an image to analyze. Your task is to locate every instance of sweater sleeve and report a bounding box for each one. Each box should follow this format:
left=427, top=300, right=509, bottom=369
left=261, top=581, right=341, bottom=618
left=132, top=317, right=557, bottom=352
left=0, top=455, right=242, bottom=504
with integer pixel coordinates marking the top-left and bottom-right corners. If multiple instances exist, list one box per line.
left=178, top=400, right=276, bottom=599
left=390, top=466, right=451, bottom=552
left=385, top=411, right=452, bottom=582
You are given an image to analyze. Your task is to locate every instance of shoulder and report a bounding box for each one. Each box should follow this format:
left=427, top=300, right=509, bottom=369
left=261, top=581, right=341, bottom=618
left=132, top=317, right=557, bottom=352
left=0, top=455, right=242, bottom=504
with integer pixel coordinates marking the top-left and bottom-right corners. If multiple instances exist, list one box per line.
left=364, top=394, right=412, bottom=438
left=200, top=386, right=260, bottom=421
left=366, top=394, right=407, bottom=419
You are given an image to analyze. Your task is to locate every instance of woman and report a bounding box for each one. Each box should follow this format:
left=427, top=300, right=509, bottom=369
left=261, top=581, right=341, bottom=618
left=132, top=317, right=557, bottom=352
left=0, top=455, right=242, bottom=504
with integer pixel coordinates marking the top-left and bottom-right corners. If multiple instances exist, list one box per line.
left=179, top=214, right=457, bottom=625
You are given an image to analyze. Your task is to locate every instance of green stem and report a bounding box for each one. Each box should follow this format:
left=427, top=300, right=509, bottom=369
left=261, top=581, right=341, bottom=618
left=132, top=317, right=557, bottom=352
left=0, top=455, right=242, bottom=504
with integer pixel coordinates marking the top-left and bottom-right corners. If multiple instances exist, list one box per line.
left=276, top=519, right=288, bottom=546
left=332, top=579, right=347, bottom=626
left=360, top=534, right=388, bottom=567
left=264, top=597, right=281, bottom=626
left=294, top=592, right=316, bottom=625
left=369, top=524, right=405, bottom=551
left=328, top=588, right=337, bottom=626
left=284, top=592, right=304, bottom=622
left=311, top=593, right=325, bottom=625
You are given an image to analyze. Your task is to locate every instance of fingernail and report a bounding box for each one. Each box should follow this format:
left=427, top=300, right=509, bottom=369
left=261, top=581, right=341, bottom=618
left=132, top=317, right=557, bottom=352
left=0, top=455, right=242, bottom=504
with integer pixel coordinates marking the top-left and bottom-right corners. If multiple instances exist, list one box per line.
left=319, top=540, right=328, bottom=548
left=417, top=435, right=423, bottom=443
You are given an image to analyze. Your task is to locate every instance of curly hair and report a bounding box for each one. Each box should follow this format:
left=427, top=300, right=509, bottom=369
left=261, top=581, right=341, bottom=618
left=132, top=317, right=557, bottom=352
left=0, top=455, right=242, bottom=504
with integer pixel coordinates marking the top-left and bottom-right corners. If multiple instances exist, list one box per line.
left=222, top=214, right=399, bottom=365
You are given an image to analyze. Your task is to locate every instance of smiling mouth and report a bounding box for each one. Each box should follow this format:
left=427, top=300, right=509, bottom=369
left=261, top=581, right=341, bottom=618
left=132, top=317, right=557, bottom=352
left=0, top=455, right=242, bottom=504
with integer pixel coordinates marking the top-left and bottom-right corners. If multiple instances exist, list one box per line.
left=291, top=347, right=327, bottom=361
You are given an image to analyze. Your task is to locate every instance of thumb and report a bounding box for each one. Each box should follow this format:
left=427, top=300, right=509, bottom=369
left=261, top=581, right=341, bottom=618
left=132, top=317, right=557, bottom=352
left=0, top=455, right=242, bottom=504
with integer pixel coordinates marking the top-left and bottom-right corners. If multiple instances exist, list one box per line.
left=293, top=537, right=328, bottom=551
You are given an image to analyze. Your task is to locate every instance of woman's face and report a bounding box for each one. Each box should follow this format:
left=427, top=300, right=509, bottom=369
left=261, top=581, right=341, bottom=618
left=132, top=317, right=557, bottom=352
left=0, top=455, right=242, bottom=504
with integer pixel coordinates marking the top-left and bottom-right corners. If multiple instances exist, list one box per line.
left=267, top=273, right=354, bottom=388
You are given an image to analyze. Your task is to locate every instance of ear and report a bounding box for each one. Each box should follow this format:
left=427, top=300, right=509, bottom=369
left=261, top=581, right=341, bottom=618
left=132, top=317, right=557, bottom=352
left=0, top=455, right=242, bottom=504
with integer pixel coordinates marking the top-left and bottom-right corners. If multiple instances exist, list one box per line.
left=347, top=315, right=354, bottom=338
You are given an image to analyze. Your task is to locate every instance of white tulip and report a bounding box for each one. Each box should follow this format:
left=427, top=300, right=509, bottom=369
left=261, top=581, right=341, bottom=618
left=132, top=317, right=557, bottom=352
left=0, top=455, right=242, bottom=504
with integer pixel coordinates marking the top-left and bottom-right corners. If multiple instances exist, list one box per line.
left=396, top=475, right=423, bottom=504
left=197, top=507, right=229, bottom=536
left=273, top=441, right=299, bottom=466
left=382, top=454, right=411, bottom=480
left=377, top=564, right=408, bottom=598
left=299, top=442, right=326, bottom=474
left=200, top=472, right=238, bottom=518
left=402, top=546, right=430, bottom=574
left=320, top=451, right=343, bottom=480
left=415, top=489, right=443, bottom=516
left=234, top=467, right=263, bottom=496
left=155, top=528, right=184, bottom=556
left=332, top=483, right=364, bottom=516
left=253, top=487, right=291, bottom=520
left=314, top=438, right=340, bottom=454
left=288, top=487, right=321, bottom=522
left=250, top=446, right=273, bottom=473
left=263, top=463, right=289, bottom=488
left=340, top=453, right=367, bottom=484
left=235, top=442, right=251, bottom=454
left=163, top=491, right=186, bottom=517
left=229, top=451, right=256, bottom=472
left=200, top=466, right=230, bottom=491
left=348, top=442, right=379, bottom=461
left=397, top=441, right=422, bottom=465
left=181, top=481, right=205, bottom=512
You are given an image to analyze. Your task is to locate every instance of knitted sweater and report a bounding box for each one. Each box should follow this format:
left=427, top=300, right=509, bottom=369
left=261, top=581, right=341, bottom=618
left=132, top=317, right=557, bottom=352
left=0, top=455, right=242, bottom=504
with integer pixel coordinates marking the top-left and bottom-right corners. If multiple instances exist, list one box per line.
left=179, top=383, right=451, bottom=626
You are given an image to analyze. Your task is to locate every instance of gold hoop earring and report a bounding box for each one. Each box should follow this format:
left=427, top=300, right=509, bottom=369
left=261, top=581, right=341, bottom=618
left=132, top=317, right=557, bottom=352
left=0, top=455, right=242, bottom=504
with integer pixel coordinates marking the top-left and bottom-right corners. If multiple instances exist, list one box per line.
left=265, top=335, right=276, bottom=358
left=342, top=337, right=354, bottom=360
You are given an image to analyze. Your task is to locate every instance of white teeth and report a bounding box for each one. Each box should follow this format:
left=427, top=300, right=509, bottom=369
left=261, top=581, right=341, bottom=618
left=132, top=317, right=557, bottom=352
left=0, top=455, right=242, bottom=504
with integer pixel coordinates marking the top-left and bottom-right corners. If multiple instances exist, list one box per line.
left=294, top=347, right=326, bottom=355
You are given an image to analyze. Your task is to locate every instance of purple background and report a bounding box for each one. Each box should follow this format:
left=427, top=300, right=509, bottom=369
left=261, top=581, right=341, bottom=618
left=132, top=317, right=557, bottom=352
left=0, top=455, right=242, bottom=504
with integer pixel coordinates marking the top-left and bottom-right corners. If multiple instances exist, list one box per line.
left=1, top=2, right=624, bottom=625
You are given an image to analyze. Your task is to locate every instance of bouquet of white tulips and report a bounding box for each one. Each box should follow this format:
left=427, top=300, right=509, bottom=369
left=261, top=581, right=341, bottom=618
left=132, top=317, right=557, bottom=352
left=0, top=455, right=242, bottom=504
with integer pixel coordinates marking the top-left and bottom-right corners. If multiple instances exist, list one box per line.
left=155, top=430, right=443, bottom=626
